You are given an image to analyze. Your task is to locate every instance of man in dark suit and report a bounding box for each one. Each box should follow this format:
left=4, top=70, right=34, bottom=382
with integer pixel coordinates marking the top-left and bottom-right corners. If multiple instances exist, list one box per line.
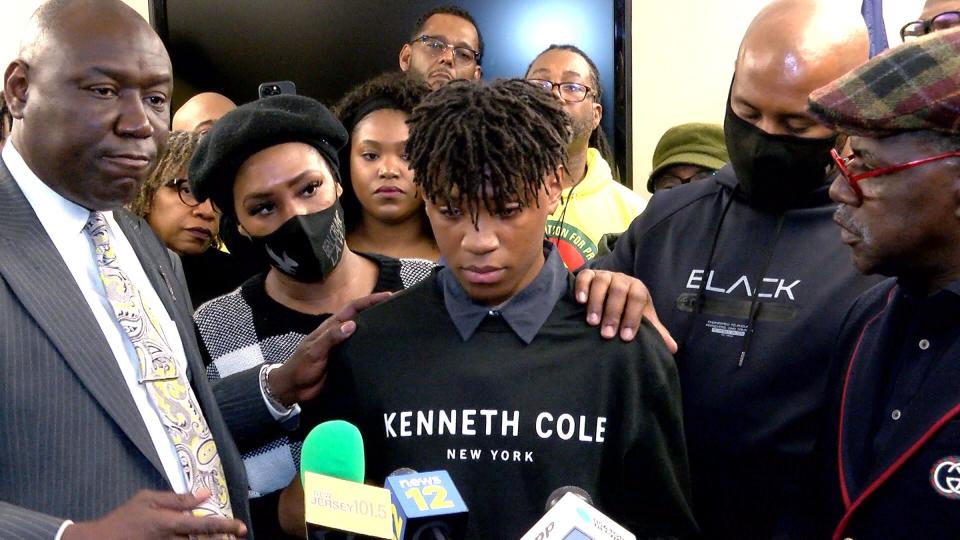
left=808, top=26, right=960, bottom=539
left=0, top=0, right=249, bottom=538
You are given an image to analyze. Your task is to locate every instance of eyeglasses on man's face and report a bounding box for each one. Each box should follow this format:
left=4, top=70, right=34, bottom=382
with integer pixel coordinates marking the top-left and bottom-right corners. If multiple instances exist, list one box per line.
left=410, top=35, right=480, bottom=66
left=830, top=147, right=960, bottom=197
left=654, top=169, right=717, bottom=191
left=165, top=178, right=201, bottom=207
left=901, top=10, right=960, bottom=41
left=526, top=79, right=595, bottom=103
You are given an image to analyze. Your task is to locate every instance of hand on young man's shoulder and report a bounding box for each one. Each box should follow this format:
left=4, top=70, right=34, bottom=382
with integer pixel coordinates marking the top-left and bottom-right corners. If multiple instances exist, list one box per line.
left=574, top=268, right=677, bottom=352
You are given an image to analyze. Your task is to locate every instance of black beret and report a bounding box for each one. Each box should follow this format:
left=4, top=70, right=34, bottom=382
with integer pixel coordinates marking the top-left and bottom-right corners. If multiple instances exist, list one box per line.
left=188, top=94, right=348, bottom=217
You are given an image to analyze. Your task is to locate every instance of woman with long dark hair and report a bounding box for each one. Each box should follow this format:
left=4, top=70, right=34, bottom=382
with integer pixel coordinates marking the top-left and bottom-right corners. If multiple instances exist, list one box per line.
left=333, top=72, right=438, bottom=260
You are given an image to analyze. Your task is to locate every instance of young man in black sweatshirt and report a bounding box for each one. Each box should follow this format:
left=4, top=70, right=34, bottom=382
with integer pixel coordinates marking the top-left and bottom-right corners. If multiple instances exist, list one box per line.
left=284, top=79, right=697, bottom=539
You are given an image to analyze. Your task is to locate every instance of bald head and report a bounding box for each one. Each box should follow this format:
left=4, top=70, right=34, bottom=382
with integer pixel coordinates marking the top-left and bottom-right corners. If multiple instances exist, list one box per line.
left=731, top=0, right=867, bottom=137
left=18, top=0, right=161, bottom=64
left=3, top=0, right=172, bottom=210
left=172, top=92, right=237, bottom=133
left=922, top=0, right=960, bottom=19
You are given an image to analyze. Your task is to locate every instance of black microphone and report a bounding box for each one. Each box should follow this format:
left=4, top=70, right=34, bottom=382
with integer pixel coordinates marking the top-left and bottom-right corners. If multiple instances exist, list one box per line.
left=384, top=468, right=469, bottom=539
left=545, top=486, right=592, bottom=510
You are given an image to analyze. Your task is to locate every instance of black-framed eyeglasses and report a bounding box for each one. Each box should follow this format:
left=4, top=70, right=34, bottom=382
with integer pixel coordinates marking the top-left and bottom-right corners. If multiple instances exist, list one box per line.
left=653, top=169, right=717, bottom=191
left=526, top=79, right=595, bottom=103
left=409, top=35, right=480, bottom=66
left=165, top=178, right=200, bottom=207
left=901, top=10, right=960, bottom=41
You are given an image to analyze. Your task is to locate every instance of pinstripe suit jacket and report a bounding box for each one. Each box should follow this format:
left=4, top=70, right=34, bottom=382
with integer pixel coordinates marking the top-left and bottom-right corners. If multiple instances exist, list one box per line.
left=0, top=158, right=252, bottom=538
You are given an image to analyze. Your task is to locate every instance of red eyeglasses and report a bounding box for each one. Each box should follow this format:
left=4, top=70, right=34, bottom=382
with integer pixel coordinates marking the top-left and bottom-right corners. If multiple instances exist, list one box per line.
left=830, top=148, right=960, bottom=197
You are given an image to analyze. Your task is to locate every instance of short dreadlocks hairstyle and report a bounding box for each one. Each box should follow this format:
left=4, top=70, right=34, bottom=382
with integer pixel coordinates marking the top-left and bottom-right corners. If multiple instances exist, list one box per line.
left=410, top=5, right=484, bottom=63
left=405, top=79, right=571, bottom=227
left=130, top=130, right=201, bottom=217
left=333, top=72, right=430, bottom=233
left=526, top=44, right=620, bottom=181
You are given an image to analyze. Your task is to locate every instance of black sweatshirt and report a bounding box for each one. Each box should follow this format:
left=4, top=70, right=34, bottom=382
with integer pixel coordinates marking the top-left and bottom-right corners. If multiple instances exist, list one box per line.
left=302, top=271, right=698, bottom=539
left=593, top=166, right=883, bottom=538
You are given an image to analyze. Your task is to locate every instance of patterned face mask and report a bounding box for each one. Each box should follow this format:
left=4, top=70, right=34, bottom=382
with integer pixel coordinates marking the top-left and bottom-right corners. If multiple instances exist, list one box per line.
left=247, top=198, right=347, bottom=283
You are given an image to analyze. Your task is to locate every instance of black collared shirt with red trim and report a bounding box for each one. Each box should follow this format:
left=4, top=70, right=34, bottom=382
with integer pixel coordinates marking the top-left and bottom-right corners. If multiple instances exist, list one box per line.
left=820, top=277, right=960, bottom=540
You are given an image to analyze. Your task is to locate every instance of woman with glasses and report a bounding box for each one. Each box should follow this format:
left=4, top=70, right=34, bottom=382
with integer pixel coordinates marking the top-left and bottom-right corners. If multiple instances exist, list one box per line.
left=130, top=130, right=256, bottom=306
left=131, top=131, right=216, bottom=254
left=333, top=72, right=439, bottom=261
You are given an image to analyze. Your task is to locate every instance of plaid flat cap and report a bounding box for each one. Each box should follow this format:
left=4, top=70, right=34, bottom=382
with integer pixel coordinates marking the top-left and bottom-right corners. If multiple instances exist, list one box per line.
left=808, top=26, right=960, bottom=137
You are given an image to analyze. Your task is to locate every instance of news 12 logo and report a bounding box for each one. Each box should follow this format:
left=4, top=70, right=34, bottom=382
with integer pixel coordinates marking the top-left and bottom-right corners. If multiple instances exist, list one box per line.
left=385, top=470, right=468, bottom=539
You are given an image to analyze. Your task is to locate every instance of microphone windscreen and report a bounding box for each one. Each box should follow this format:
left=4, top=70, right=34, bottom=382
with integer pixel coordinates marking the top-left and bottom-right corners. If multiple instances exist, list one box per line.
left=545, top=486, right=593, bottom=511
left=388, top=467, right=418, bottom=477
left=300, top=419, right=365, bottom=484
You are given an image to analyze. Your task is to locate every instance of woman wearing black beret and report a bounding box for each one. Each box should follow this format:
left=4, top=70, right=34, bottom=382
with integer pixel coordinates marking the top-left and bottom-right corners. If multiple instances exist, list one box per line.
left=188, top=94, right=434, bottom=538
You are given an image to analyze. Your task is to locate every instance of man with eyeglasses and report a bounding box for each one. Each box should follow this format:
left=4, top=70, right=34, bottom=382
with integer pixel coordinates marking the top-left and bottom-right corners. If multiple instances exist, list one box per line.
left=901, top=0, right=960, bottom=41
left=399, top=5, right=482, bottom=91
left=525, top=44, right=646, bottom=270
left=591, top=1, right=884, bottom=537
left=808, top=26, right=960, bottom=540
left=647, top=123, right=728, bottom=193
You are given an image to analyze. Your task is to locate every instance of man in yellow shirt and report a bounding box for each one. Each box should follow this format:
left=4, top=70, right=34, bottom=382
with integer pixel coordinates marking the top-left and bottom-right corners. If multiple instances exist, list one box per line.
left=526, top=45, right=646, bottom=269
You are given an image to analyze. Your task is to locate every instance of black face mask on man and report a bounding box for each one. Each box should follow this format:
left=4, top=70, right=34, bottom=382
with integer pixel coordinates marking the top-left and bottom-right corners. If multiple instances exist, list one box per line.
left=247, top=199, right=346, bottom=283
left=723, top=95, right=837, bottom=211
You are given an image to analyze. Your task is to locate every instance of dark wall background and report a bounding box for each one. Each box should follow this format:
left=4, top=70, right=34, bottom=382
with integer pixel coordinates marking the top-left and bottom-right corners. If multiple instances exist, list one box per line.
left=152, top=0, right=628, bottom=183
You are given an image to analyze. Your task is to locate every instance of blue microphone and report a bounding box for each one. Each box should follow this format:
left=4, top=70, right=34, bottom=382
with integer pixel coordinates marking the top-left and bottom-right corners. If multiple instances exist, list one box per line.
left=384, top=469, right=469, bottom=539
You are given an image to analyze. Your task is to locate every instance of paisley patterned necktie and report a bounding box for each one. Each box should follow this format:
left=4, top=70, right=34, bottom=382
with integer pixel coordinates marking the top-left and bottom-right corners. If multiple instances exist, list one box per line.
left=85, top=211, right=234, bottom=522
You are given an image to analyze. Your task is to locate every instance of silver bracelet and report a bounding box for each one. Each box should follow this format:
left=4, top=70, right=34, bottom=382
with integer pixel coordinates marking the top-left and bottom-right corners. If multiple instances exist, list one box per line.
left=260, top=364, right=291, bottom=413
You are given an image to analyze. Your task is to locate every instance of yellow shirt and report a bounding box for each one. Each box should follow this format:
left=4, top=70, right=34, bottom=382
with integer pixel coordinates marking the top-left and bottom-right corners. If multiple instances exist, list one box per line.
left=546, top=148, right=647, bottom=269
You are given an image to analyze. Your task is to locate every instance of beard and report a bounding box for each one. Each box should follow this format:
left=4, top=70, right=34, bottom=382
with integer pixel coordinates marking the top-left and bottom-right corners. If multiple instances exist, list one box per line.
left=569, top=114, right=594, bottom=147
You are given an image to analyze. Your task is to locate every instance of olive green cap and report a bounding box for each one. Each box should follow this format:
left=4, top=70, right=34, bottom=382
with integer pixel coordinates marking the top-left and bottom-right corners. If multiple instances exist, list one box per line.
left=648, top=123, right=728, bottom=192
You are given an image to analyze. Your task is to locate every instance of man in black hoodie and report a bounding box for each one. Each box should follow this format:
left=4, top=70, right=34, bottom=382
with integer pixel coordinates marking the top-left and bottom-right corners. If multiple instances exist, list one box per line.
left=594, top=0, right=882, bottom=537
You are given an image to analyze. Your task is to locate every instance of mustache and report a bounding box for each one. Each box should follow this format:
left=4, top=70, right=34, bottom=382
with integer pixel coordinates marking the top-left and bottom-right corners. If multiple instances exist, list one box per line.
left=833, top=205, right=862, bottom=235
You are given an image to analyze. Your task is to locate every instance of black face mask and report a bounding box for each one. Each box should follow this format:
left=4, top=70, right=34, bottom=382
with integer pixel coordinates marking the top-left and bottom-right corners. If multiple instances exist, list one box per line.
left=723, top=97, right=837, bottom=211
left=248, top=200, right=346, bottom=283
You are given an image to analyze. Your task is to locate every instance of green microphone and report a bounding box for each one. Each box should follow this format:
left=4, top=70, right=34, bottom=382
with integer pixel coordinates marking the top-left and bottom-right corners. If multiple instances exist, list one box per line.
left=300, top=419, right=365, bottom=484
left=300, top=420, right=394, bottom=539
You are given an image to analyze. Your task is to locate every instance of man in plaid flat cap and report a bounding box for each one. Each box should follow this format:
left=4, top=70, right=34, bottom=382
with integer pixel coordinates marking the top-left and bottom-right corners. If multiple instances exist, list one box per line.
left=809, top=26, right=960, bottom=539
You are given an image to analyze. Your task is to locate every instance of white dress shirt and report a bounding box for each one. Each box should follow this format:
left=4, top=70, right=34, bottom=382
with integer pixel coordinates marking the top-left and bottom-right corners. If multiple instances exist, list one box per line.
left=3, top=143, right=192, bottom=534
